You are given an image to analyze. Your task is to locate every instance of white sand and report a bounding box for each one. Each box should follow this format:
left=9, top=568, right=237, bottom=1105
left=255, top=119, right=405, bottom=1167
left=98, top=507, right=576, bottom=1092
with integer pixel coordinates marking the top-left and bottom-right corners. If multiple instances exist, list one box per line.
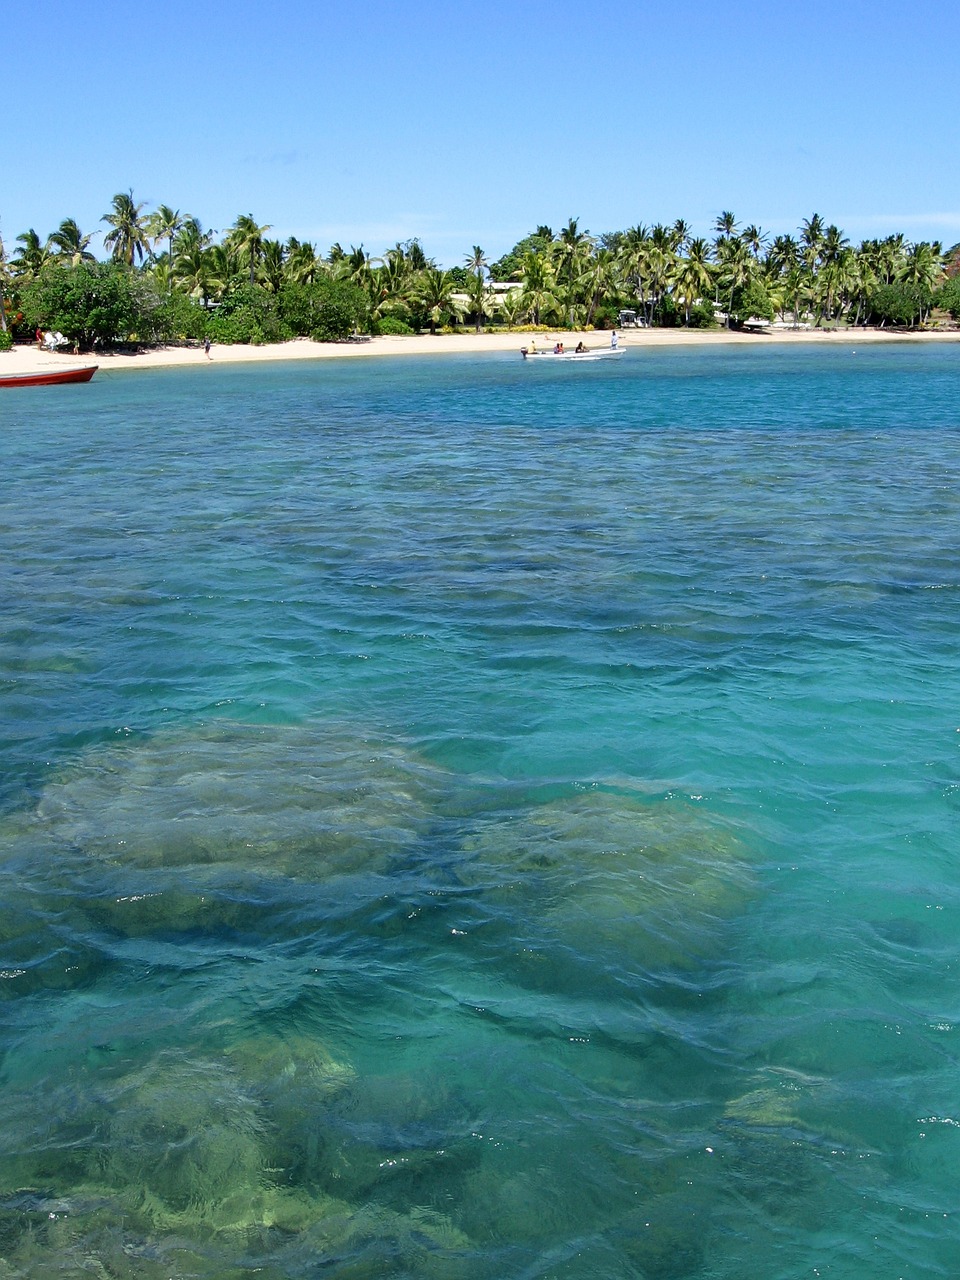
left=2, top=326, right=958, bottom=377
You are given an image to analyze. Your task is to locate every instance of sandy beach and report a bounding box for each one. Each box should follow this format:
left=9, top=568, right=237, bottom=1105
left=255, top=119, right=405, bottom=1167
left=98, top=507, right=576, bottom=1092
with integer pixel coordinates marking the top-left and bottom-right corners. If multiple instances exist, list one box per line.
left=2, top=325, right=958, bottom=376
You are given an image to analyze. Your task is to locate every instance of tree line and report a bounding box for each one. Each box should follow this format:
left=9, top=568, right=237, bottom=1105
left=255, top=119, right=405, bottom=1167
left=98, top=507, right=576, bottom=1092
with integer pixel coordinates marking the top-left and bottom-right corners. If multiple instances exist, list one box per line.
left=1, top=191, right=958, bottom=350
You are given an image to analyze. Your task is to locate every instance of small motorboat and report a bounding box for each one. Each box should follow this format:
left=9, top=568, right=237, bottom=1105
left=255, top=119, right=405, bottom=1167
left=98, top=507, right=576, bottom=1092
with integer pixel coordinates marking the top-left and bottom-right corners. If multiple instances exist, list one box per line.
left=0, top=365, right=98, bottom=388
left=520, top=346, right=623, bottom=361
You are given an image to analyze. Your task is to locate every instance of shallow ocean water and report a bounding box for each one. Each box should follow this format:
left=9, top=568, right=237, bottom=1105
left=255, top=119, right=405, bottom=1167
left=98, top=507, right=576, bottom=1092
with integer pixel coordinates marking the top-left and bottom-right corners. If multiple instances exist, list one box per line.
left=1, top=343, right=959, bottom=1277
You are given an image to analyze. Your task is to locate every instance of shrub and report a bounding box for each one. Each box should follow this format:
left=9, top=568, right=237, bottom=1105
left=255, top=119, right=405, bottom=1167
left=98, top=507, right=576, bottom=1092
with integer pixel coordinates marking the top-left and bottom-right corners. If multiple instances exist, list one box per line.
left=0, top=329, right=12, bottom=351
left=653, top=294, right=679, bottom=327
left=686, top=299, right=718, bottom=329
left=147, top=292, right=209, bottom=344
left=210, top=282, right=288, bottom=344
left=374, top=316, right=415, bottom=335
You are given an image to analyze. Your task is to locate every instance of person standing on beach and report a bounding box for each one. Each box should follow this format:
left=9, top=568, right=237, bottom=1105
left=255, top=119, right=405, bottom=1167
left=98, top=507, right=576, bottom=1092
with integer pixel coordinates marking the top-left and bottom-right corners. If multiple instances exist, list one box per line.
left=610, top=330, right=618, bottom=349
left=204, top=337, right=211, bottom=359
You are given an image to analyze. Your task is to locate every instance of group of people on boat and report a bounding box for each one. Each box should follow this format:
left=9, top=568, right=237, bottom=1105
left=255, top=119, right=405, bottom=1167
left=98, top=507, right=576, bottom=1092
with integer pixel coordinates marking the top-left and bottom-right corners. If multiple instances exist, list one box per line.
left=521, top=329, right=620, bottom=358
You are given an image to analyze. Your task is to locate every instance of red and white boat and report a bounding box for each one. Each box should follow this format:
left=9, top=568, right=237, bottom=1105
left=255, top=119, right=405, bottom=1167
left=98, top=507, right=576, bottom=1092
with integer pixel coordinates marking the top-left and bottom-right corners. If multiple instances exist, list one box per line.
left=0, top=365, right=98, bottom=388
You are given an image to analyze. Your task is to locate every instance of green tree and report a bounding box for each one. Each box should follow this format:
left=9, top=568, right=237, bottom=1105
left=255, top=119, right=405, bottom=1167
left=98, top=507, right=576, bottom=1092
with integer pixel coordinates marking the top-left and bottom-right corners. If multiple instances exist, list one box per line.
left=419, top=268, right=465, bottom=333
left=11, top=229, right=51, bottom=281
left=102, top=190, right=150, bottom=267
left=146, top=205, right=186, bottom=268
left=727, top=276, right=774, bottom=328
left=464, top=245, right=489, bottom=332
left=227, top=214, right=272, bottom=286
left=48, top=218, right=96, bottom=266
left=20, top=261, right=139, bottom=348
left=519, top=250, right=560, bottom=325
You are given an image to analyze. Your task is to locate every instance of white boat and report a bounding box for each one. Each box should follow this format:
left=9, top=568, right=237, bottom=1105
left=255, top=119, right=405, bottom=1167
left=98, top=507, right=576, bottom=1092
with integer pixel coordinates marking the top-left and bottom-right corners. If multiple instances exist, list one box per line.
left=520, top=345, right=624, bottom=361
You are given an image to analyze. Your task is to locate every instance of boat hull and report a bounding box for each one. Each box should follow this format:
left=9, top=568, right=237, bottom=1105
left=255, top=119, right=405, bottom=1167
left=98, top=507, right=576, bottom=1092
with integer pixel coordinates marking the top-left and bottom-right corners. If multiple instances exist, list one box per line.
left=0, top=365, right=98, bottom=388
left=520, top=348, right=624, bottom=361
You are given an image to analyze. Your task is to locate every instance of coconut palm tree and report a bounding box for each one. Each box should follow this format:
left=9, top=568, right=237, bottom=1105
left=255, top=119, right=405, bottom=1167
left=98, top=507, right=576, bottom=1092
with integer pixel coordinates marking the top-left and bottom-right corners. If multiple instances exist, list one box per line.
left=900, top=241, right=944, bottom=324
left=147, top=205, right=186, bottom=267
left=715, top=235, right=754, bottom=326
left=464, top=245, right=489, bottom=333
left=419, top=268, right=464, bottom=333
left=714, top=211, right=739, bottom=239
left=227, top=214, right=272, bottom=285
left=12, top=228, right=52, bottom=281
left=285, top=238, right=320, bottom=285
left=174, top=244, right=223, bottom=308
left=741, top=225, right=767, bottom=259
left=580, top=248, right=618, bottom=325
left=259, top=238, right=286, bottom=293
left=48, top=218, right=96, bottom=266
left=102, top=190, right=150, bottom=267
left=520, top=250, right=560, bottom=326
left=617, top=225, right=652, bottom=321
left=674, top=238, right=713, bottom=324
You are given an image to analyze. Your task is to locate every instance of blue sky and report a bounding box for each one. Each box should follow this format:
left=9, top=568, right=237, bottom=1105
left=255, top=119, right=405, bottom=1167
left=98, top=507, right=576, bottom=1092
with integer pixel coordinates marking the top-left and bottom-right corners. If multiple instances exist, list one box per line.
left=5, top=0, right=958, bottom=265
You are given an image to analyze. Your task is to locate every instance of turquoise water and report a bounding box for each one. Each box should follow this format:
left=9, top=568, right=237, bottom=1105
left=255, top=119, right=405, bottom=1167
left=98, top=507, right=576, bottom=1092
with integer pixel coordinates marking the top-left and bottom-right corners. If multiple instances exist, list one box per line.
left=1, top=344, right=959, bottom=1277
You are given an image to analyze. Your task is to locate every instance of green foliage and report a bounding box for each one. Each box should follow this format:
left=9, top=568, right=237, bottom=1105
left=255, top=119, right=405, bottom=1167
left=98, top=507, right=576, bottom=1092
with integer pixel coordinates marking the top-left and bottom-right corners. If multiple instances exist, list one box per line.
left=374, top=316, right=415, bottom=335
left=653, top=294, right=679, bottom=327
left=590, top=303, right=620, bottom=330
left=279, top=278, right=367, bottom=340
left=686, top=299, right=718, bottom=328
left=19, top=261, right=139, bottom=349
left=868, top=282, right=930, bottom=327
left=0, top=329, right=12, bottom=351
left=490, top=230, right=555, bottom=281
left=207, top=282, right=288, bottom=344
left=727, top=278, right=774, bottom=328
left=445, top=266, right=471, bottom=288
left=934, top=274, right=960, bottom=319
left=149, top=291, right=209, bottom=343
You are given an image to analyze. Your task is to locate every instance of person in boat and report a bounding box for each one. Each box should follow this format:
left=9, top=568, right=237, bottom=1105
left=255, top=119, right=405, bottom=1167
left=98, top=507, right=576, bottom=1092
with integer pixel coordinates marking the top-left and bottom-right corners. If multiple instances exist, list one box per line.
left=575, top=341, right=585, bottom=354
left=529, top=337, right=536, bottom=352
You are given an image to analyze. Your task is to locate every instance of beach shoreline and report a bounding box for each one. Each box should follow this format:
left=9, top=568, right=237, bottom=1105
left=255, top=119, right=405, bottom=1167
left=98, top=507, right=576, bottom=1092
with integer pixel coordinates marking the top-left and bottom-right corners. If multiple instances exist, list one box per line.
left=3, top=324, right=958, bottom=376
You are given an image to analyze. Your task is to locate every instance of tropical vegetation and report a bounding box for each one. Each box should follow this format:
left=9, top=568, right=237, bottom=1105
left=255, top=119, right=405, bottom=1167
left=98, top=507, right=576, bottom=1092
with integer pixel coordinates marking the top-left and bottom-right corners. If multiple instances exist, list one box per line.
left=1, top=192, right=957, bottom=351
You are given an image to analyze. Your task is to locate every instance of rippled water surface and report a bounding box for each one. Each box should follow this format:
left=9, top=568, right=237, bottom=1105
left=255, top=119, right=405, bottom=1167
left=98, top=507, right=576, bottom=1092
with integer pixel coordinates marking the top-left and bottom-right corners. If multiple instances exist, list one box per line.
left=2, top=344, right=960, bottom=1277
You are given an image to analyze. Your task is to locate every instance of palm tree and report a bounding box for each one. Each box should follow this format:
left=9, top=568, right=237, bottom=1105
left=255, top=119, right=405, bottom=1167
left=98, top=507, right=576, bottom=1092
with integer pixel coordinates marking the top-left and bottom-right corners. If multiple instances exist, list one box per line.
left=259, top=238, right=286, bottom=293
left=48, top=218, right=96, bottom=266
left=419, top=268, right=464, bottom=333
left=147, top=205, right=185, bottom=267
left=714, top=211, right=739, bottom=238
left=464, top=245, right=489, bottom=333
left=715, top=235, right=754, bottom=327
left=285, top=238, right=320, bottom=285
left=102, top=190, right=150, bottom=267
left=674, top=238, right=713, bottom=324
left=671, top=219, right=692, bottom=253
left=12, top=228, right=51, bottom=280
left=227, top=214, right=272, bottom=285
left=617, top=225, right=651, bottom=320
left=174, top=244, right=221, bottom=308
left=554, top=217, right=595, bottom=323
left=173, top=217, right=212, bottom=257
left=900, top=241, right=944, bottom=324
left=580, top=247, right=618, bottom=325
left=519, top=250, right=560, bottom=325
left=741, top=225, right=767, bottom=259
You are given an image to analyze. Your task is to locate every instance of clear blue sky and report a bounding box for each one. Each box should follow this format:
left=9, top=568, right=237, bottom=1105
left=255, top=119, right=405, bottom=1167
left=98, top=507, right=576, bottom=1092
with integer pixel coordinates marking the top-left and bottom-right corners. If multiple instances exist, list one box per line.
left=5, top=0, right=958, bottom=265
